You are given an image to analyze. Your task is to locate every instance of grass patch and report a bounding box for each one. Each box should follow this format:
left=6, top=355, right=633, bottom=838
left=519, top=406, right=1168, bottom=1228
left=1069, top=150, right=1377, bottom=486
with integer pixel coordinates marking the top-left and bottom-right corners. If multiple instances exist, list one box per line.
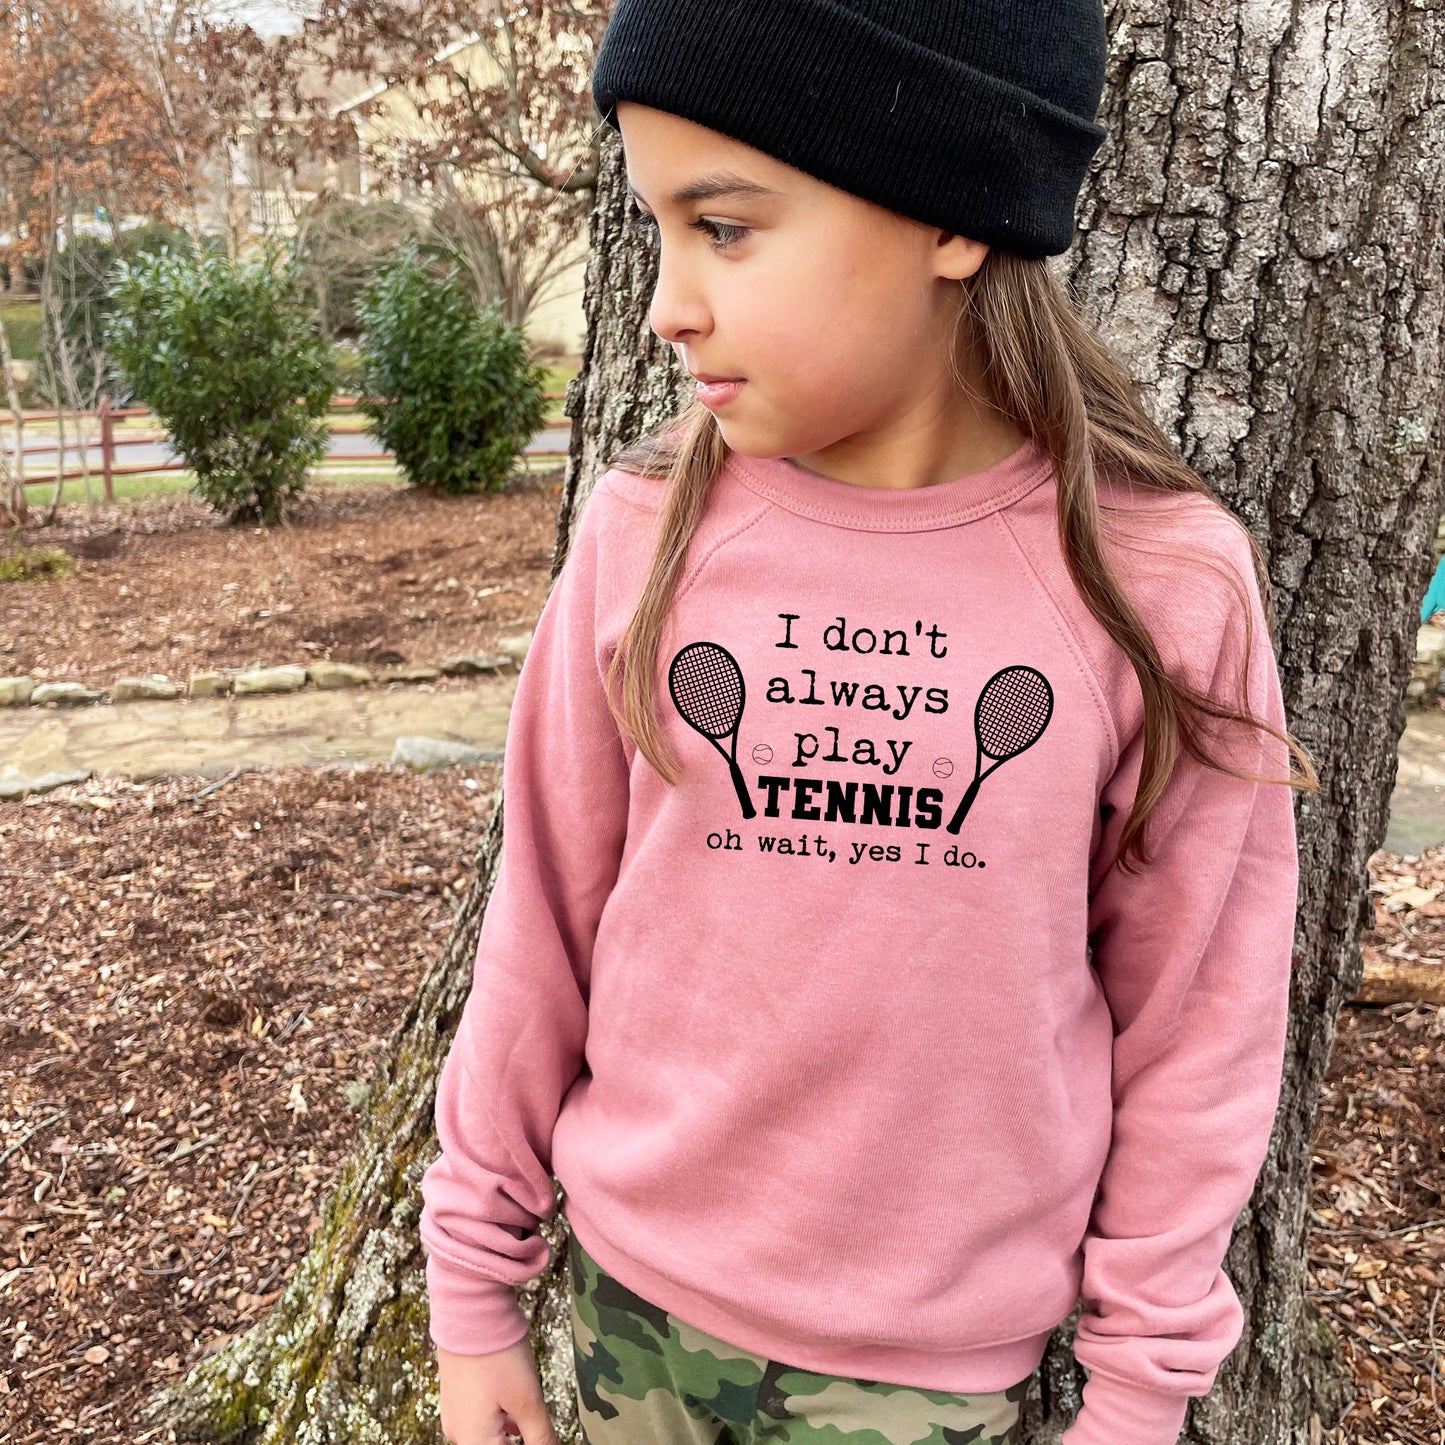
left=0, top=536, right=77, bottom=580
left=29, top=467, right=401, bottom=506
left=26, top=450, right=564, bottom=507
left=308, top=467, right=407, bottom=489
left=27, top=471, right=199, bottom=505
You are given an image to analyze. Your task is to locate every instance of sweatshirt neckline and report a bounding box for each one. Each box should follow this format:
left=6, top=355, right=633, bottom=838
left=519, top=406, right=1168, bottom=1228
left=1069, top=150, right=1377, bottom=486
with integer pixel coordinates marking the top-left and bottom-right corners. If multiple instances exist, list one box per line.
left=725, top=434, right=1055, bottom=532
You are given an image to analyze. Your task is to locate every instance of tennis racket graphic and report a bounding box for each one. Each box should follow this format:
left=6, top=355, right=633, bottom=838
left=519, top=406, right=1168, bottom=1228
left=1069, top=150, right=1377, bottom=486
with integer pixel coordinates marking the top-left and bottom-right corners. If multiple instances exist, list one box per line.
left=945, top=665, right=1054, bottom=835
left=668, top=640, right=757, bottom=820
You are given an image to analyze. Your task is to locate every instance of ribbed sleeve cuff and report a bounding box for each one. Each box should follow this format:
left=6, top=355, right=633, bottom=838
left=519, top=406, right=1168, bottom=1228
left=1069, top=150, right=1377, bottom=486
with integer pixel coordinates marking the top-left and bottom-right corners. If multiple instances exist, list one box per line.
left=1058, top=1369, right=1192, bottom=1445
left=424, top=1252, right=532, bottom=1356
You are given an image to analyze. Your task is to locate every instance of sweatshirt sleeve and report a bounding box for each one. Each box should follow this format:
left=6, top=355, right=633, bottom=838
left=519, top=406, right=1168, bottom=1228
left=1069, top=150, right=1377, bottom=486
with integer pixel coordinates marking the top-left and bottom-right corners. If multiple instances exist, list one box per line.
left=418, top=475, right=631, bottom=1355
left=1062, top=526, right=1300, bottom=1444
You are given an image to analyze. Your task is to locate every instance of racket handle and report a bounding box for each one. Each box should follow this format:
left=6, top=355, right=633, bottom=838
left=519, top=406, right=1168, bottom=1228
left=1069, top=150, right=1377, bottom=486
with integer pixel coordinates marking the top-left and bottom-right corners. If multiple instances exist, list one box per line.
left=727, top=756, right=757, bottom=819
left=945, top=773, right=983, bottom=834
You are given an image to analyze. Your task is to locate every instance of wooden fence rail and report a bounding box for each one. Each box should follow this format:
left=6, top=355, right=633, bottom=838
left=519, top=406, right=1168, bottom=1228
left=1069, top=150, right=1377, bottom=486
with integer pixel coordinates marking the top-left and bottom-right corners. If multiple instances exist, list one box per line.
left=3, top=391, right=570, bottom=499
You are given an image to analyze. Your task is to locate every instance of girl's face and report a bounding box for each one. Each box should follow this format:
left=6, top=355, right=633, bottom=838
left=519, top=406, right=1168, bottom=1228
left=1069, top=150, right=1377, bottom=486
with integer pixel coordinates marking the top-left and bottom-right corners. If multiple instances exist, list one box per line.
left=615, top=101, right=1000, bottom=475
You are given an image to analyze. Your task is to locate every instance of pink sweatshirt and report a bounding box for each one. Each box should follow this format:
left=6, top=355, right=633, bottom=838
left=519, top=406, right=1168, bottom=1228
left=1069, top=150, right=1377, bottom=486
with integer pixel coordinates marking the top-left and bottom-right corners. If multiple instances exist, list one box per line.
left=418, top=434, right=1299, bottom=1445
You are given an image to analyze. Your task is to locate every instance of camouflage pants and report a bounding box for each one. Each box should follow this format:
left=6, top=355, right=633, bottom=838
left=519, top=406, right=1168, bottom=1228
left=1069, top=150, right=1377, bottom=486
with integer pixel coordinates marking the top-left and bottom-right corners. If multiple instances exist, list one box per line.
left=568, top=1233, right=1028, bottom=1444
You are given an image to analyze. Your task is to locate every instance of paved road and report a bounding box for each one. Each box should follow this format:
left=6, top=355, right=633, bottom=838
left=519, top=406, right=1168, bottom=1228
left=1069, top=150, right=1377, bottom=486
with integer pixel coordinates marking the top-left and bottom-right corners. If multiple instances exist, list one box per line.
left=8, top=423, right=573, bottom=474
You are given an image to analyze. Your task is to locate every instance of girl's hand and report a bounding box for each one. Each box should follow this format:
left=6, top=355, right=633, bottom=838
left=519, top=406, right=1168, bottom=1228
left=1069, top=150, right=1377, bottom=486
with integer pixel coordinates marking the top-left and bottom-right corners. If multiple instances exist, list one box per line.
left=437, top=1339, right=561, bottom=1445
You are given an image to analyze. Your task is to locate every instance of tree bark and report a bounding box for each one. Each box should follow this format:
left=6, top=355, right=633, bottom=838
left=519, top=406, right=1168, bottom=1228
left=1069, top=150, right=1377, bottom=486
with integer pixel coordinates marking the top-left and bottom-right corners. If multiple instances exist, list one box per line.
left=149, top=0, right=1445, bottom=1434
left=1033, top=1, right=1445, bottom=1441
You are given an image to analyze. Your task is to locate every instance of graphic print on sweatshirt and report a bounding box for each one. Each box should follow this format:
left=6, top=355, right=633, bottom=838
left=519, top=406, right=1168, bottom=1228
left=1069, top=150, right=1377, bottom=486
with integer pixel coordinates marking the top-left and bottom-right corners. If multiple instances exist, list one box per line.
left=667, top=612, right=1054, bottom=870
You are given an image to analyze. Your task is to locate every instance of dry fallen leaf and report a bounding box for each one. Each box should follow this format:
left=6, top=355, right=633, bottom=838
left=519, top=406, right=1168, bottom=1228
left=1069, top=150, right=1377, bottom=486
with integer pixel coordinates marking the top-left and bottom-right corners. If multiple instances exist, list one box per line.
left=1383, top=884, right=1441, bottom=912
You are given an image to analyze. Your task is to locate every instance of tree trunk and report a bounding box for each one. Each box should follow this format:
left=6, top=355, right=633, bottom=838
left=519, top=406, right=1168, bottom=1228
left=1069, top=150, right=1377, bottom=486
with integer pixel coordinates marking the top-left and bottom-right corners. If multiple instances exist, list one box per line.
left=149, top=0, right=1445, bottom=1433
left=1029, top=1, right=1445, bottom=1441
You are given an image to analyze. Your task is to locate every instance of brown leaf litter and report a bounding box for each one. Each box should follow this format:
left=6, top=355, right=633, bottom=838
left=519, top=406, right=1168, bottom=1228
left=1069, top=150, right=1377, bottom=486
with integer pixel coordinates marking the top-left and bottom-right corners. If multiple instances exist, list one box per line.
left=1, top=762, right=499, bottom=1442
left=1, top=475, right=563, bottom=688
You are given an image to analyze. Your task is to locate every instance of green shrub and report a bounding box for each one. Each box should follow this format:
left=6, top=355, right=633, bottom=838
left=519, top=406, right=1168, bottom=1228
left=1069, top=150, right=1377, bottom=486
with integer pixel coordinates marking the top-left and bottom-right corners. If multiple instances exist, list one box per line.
left=121, top=220, right=200, bottom=260
left=105, top=246, right=336, bottom=525
left=0, top=535, right=76, bottom=581
left=355, top=239, right=548, bottom=494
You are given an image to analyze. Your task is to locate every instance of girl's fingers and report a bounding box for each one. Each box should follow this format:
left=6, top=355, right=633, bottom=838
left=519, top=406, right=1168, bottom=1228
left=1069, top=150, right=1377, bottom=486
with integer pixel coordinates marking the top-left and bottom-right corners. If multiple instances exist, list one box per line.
left=510, top=1400, right=559, bottom=1445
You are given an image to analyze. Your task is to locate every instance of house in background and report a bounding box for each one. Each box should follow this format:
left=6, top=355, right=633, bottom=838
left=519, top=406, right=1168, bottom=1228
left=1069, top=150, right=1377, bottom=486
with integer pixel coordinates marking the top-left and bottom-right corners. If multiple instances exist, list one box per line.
left=217, top=26, right=589, bottom=361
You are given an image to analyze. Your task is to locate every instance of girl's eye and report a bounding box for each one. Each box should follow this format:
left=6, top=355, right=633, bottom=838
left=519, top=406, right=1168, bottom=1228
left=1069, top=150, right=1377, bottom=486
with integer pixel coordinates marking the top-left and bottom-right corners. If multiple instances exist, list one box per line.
left=695, top=218, right=749, bottom=249
left=629, top=207, right=749, bottom=252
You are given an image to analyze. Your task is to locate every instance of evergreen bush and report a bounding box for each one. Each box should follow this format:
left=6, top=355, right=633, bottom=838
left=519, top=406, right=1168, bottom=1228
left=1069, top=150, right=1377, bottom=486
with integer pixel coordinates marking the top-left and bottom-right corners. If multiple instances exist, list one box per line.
left=356, top=240, right=547, bottom=494
left=106, top=246, right=336, bottom=525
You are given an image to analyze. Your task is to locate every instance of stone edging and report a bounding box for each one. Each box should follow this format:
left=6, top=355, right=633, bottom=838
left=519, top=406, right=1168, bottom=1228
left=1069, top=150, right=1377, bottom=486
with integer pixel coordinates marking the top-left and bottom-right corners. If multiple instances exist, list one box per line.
left=0, top=632, right=534, bottom=710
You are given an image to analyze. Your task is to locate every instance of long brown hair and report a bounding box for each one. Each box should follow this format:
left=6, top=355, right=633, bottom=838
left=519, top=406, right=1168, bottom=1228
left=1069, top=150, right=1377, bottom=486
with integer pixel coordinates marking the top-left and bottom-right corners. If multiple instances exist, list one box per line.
left=598, top=248, right=1320, bottom=876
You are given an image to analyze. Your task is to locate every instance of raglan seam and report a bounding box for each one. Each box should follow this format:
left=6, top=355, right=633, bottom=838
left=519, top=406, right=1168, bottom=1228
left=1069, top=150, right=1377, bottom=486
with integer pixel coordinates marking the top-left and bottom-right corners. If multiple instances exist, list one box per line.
left=674, top=489, right=777, bottom=603
left=993, top=507, right=1120, bottom=778
left=590, top=467, right=651, bottom=516
left=580, top=467, right=776, bottom=705
left=549, top=473, right=636, bottom=743
left=584, top=463, right=776, bottom=601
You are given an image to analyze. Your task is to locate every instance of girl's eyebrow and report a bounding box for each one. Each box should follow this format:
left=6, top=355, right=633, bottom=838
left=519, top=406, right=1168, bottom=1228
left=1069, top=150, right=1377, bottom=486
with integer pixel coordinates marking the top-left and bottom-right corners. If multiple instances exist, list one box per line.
left=627, top=170, right=781, bottom=206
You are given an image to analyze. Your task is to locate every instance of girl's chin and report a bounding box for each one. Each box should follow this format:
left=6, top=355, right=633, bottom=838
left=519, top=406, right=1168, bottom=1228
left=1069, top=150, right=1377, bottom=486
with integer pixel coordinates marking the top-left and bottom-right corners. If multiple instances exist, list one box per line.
left=707, top=406, right=774, bottom=446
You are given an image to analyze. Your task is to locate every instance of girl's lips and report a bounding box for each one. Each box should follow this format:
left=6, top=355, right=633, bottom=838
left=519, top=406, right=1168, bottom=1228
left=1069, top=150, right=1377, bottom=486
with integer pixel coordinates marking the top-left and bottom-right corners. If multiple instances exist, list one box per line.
left=696, top=378, right=745, bottom=408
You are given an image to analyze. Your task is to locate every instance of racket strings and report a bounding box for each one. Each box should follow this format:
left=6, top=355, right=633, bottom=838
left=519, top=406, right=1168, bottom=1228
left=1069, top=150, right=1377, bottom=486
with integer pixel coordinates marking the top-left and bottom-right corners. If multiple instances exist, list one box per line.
left=671, top=644, right=744, bottom=737
left=977, top=668, right=1052, bottom=758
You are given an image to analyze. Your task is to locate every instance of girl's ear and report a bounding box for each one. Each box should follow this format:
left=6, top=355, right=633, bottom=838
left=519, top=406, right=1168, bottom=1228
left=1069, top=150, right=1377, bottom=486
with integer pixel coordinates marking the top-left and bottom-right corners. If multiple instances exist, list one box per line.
left=934, top=230, right=990, bottom=282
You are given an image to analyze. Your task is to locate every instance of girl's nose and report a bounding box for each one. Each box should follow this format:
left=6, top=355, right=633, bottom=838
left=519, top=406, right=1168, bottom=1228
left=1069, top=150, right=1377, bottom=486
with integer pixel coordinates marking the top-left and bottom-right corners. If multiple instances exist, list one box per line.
left=648, top=246, right=710, bottom=346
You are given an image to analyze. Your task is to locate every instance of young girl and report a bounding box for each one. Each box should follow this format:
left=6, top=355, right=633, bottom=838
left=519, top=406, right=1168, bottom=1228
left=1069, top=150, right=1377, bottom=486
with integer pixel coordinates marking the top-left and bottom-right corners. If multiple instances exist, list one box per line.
left=420, top=2, right=1320, bottom=1443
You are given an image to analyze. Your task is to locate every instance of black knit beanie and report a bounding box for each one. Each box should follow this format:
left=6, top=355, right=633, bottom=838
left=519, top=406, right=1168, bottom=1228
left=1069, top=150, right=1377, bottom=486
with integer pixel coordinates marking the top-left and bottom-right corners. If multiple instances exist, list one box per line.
left=590, top=0, right=1109, bottom=259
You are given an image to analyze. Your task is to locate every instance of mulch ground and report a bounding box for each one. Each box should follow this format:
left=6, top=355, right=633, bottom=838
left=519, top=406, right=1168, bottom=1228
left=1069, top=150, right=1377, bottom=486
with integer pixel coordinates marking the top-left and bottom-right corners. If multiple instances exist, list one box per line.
left=1, top=473, right=565, bottom=689
left=1315, top=844, right=1445, bottom=1445
left=1, top=763, right=501, bottom=1443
